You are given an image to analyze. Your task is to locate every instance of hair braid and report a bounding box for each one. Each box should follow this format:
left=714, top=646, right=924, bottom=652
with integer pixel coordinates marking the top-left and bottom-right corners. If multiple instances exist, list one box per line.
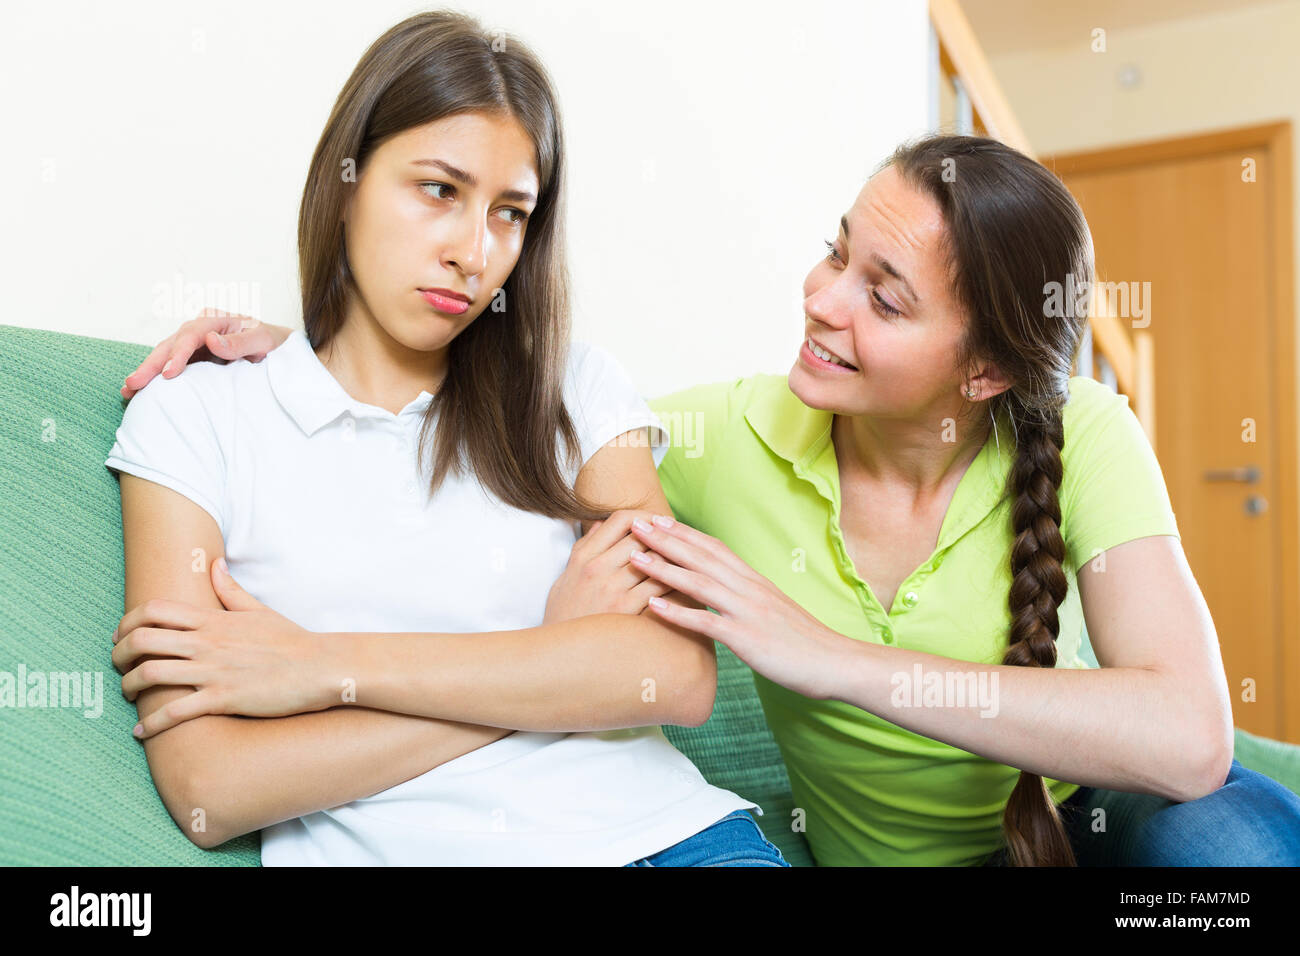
left=1000, top=408, right=1076, bottom=866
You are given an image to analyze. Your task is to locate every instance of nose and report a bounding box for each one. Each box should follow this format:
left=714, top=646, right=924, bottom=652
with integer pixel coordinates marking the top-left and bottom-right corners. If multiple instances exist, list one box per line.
left=804, top=273, right=852, bottom=331
left=441, top=206, right=488, bottom=278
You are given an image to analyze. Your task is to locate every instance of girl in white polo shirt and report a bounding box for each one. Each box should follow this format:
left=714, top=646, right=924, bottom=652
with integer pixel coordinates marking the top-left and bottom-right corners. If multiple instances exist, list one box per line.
left=106, top=10, right=785, bottom=867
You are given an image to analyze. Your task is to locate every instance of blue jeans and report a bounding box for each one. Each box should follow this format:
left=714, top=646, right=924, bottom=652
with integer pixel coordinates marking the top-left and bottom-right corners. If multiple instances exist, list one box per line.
left=624, top=810, right=790, bottom=866
left=984, top=759, right=1300, bottom=865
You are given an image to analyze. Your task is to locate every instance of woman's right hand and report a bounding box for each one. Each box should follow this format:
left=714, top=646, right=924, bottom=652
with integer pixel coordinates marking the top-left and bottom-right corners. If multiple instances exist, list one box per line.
left=543, top=510, right=675, bottom=625
left=120, top=308, right=294, bottom=399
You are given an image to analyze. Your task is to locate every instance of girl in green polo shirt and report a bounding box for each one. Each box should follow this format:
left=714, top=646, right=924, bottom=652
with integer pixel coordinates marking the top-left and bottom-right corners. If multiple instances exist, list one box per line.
left=630, top=134, right=1300, bottom=866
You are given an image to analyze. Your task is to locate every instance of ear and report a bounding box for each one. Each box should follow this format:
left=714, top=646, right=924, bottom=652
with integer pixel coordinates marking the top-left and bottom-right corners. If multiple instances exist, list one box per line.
left=965, top=361, right=1013, bottom=402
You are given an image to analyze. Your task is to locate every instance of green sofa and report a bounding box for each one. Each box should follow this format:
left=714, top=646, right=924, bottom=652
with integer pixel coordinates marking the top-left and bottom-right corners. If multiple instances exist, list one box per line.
left=2, top=324, right=1297, bottom=866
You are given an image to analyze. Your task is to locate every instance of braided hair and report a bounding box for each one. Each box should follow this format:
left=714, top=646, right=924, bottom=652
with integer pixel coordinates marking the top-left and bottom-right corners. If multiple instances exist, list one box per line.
left=883, top=134, right=1092, bottom=866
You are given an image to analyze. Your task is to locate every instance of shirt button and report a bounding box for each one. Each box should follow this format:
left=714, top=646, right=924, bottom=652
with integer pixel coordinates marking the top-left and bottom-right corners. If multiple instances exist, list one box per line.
left=902, top=591, right=919, bottom=609
left=880, top=626, right=894, bottom=643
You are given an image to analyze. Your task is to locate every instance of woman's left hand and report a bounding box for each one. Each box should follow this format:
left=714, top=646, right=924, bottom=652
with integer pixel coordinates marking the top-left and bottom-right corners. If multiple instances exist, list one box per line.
left=111, top=558, right=328, bottom=738
left=628, top=515, right=860, bottom=700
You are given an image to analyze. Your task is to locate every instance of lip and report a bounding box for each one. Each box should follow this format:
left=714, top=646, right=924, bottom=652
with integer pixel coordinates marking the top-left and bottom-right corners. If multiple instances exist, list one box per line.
left=419, top=288, right=471, bottom=315
left=802, top=336, right=858, bottom=372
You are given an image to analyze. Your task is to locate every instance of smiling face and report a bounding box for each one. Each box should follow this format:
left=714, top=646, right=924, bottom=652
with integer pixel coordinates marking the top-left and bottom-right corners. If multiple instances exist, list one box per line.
left=340, top=110, right=540, bottom=353
left=790, top=163, right=983, bottom=421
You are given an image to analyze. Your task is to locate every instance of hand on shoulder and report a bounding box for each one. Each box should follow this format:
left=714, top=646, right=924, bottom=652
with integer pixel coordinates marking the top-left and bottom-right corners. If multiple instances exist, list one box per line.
left=121, top=309, right=294, bottom=400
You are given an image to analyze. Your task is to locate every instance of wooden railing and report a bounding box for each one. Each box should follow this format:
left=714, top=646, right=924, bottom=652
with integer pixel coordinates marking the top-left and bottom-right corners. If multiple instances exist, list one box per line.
left=928, top=0, right=1156, bottom=441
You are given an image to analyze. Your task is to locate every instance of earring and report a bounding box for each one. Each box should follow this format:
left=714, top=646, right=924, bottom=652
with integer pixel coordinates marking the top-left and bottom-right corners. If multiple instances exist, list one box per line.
left=965, top=385, right=977, bottom=399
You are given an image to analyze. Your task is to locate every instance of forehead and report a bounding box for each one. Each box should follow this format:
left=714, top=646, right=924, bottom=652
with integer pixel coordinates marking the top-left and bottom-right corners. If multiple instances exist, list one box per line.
left=380, top=112, right=539, bottom=179
left=845, top=165, right=949, bottom=286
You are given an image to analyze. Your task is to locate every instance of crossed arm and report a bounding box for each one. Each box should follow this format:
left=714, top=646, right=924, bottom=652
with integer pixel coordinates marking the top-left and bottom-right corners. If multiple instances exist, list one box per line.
left=120, top=430, right=713, bottom=849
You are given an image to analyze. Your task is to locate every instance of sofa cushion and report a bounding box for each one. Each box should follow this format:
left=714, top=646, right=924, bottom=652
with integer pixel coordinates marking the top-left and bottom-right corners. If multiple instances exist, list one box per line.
left=0, top=325, right=259, bottom=864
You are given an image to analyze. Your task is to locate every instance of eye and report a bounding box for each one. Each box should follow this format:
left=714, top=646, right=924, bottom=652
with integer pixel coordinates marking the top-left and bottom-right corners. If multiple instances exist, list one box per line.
left=825, top=238, right=902, bottom=318
left=498, top=207, right=530, bottom=226
left=419, top=182, right=454, bottom=200
left=872, top=289, right=902, bottom=318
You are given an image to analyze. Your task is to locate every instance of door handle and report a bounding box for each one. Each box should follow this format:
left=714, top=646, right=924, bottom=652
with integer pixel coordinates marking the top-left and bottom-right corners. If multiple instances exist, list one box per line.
left=1203, top=465, right=1261, bottom=483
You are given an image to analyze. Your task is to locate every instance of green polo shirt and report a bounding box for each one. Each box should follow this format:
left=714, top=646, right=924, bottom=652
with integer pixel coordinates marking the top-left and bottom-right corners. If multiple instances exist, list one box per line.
left=648, top=373, right=1180, bottom=866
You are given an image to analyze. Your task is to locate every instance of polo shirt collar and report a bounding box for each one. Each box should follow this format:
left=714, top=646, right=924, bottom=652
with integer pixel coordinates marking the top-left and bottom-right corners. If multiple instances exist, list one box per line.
left=743, top=377, right=835, bottom=467
left=743, top=377, right=1018, bottom=551
left=267, top=329, right=435, bottom=437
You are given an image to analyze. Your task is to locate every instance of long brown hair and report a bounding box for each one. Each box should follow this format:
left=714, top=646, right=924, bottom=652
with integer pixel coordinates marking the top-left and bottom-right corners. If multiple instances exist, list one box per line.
left=297, top=9, right=609, bottom=522
left=882, top=133, right=1093, bottom=866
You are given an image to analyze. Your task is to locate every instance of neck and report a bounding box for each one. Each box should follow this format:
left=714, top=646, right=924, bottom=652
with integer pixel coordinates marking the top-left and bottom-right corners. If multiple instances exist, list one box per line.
left=833, top=401, right=993, bottom=498
left=317, top=300, right=448, bottom=415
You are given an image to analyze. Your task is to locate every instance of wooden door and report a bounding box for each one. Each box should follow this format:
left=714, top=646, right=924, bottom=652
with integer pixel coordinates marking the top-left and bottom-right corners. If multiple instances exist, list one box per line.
left=1050, top=124, right=1297, bottom=742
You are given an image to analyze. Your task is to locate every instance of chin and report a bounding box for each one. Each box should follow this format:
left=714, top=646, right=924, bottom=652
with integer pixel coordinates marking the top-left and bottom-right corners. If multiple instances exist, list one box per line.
left=788, top=366, right=834, bottom=410
left=789, top=365, right=872, bottom=415
left=390, top=314, right=466, bottom=352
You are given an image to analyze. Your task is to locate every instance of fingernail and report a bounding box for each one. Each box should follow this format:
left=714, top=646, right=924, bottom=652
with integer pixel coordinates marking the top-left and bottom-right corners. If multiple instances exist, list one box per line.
left=632, top=518, right=652, bottom=533
left=214, top=557, right=228, bottom=575
left=629, top=550, right=650, bottom=565
left=132, top=724, right=143, bottom=738
left=649, top=596, right=668, bottom=609
left=651, top=514, right=675, bottom=528
left=213, top=334, right=227, bottom=346
left=111, top=627, right=118, bottom=643
left=162, top=360, right=173, bottom=374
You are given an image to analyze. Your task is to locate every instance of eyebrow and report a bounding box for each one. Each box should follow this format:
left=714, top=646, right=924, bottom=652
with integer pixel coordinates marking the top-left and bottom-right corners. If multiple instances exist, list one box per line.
left=840, top=214, right=921, bottom=306
left=411, top=158, right=537, bottom=204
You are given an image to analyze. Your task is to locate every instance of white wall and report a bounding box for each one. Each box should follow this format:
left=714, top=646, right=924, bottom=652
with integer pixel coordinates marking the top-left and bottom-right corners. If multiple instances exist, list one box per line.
left=0, top=0, right=929, bottom=397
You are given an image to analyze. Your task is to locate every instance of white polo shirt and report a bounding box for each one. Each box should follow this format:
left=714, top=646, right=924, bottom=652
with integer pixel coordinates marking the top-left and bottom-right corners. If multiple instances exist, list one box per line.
left=105, top=329, right=757, bottom=865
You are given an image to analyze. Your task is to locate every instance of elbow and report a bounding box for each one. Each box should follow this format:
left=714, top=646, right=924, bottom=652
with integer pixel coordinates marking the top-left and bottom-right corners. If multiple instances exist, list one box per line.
left=674, top=649, right=718, bottom=728
left=188, top=827, right=224, bottom=852
left=136, top=706, right=243, bottom=849
left=677, top=688, right=715, bottom=728
left=168, top=766, right=227, bottom=850
left=183, top=767, right=243, bottom=850
left=153, top=753, right=236, bottom=850
left=1197, top=716, right=1235, bottom=798
left=1174, top=710, right=1234, bottom=803
left=632, top=610, right=717, bottom=727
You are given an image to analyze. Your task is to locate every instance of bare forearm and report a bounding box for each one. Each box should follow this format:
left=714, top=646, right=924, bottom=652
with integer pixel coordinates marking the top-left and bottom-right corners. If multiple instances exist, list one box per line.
left=835, top=642, right=1231, bottom=802
left=175, top=707, right=511, bottom=847
left=318, top=611, right=715, bottom=732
